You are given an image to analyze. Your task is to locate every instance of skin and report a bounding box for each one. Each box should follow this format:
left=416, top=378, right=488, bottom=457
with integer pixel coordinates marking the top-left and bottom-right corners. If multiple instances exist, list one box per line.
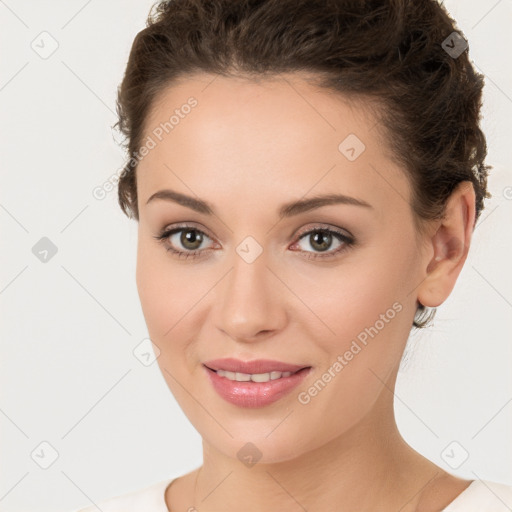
left=135, top=73, right=476, bottom=512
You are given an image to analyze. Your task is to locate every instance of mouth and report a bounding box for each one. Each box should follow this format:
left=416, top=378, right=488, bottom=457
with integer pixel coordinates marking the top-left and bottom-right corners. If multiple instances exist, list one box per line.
left=203, top=357, right=311, bottom=376
left=202, top=360, right=313, bottom=408
left=203, top=364, right=311, bottom=383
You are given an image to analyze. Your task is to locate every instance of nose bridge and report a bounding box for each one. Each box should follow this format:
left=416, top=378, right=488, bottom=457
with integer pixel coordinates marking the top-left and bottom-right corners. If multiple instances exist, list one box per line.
left=215, top=240, right=283, bottom=340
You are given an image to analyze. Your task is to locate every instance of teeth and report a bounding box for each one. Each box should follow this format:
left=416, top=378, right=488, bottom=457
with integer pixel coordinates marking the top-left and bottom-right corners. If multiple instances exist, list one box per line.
left=216, top=369, right=293, bottom=382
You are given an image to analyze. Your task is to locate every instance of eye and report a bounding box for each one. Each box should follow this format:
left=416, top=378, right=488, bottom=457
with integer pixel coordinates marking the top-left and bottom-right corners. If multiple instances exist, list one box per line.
left=153, top=223, right=355, bottom=261
left=153, top=224, right=215, bottom=260
left=290, top=225, right=355, bottom=260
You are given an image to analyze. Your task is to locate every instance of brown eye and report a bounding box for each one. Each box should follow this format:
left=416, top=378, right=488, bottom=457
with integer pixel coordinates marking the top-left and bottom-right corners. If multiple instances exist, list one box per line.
left=153, top=224, right=215, bottom=260
left=307, top=231, right=334, bottom=252
left=179, top=229, right=204, bottom=250
left=291, top=225, right=355, bottom=260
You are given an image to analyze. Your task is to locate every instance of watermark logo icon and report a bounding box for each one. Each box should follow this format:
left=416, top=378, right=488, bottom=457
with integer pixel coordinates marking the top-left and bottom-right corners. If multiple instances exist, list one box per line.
left=133, top=338, right=160, bottom=366
left=442, top=32, right=468, bottom=59
left=237, top=442, right=262, bottom=468
left=32, top=237, right=58, bottom=263
left=338, top=134, right=366, bottom=161
left=31, top=31, right=59, bottom=60
left=31, top=441, right=59, bottom=469
left=440, top=440, right=469, bottom=469
left=236, top=236, right=263, bottom=264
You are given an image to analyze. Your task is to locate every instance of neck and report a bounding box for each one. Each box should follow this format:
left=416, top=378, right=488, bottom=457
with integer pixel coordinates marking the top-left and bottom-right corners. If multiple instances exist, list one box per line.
left=192, top=367, right=441, bottom=512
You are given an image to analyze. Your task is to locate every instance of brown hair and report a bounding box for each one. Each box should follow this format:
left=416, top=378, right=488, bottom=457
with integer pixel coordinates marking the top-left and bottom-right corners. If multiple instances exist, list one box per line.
left=114, top=0, right=491, bottom=329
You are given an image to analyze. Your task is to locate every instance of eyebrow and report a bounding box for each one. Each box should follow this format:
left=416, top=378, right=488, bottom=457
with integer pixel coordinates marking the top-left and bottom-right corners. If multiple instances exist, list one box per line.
left=146, top=189, right=373, bottom=217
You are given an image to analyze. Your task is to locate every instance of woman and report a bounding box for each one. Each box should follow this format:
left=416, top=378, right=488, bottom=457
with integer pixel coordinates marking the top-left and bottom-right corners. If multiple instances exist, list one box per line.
left=75, top=0, right=512, bottom=510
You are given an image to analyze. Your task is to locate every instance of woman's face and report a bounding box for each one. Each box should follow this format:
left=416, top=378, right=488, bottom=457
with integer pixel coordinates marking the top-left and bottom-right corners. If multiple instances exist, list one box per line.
left=135, top=73, right=430, bottom=463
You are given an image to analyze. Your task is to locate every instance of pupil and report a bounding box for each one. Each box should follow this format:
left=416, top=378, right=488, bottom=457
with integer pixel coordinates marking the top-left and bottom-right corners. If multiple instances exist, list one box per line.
left=312, top=231, right=331, bottom=252
left=182, top=230, right=202, bottom=249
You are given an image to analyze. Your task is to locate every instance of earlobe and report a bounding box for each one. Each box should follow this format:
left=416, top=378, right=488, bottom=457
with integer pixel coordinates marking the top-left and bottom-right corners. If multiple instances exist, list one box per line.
left=417, top=181, right=476, bottom=308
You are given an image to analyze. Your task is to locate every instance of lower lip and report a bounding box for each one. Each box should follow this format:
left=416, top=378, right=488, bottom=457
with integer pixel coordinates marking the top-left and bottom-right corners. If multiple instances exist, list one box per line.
left=203, top=365, right=312, bottom=408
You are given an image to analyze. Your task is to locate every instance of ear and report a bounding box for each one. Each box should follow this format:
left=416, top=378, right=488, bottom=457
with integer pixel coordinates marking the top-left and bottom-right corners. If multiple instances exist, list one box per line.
left=417, top=181, right=476, bottom=308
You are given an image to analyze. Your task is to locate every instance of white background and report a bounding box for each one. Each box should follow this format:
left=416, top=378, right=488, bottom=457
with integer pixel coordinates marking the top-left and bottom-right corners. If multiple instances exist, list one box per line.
left=1, top=1, right=511, bottom=511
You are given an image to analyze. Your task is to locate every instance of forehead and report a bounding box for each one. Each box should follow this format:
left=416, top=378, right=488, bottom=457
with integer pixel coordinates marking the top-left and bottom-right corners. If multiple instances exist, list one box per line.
left=144, top=72, right=380, bottom=150
left=137, top=73, right=411, bottom=217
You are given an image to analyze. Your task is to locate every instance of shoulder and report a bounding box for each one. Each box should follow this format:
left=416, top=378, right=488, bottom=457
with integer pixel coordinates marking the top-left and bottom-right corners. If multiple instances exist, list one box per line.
left=442, top=480, right=512, bottom=511
left=70, top=477, right=175, bottom=512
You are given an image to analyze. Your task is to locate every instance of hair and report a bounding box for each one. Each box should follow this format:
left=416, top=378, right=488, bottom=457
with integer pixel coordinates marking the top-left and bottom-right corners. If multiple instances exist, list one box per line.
left=114, top=0, right=491, bottom=330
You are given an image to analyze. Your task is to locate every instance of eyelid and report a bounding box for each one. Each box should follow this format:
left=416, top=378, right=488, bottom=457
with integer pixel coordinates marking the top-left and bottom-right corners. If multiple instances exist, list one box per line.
left=155, top=221, right=355, bottom=259
left=294, top=222, right=354, bottom=240
left=157, top=221, right=353, bottom=244
left=160, top=221, right=214, bottom=240
left=158, top=222, right=217, bottom=248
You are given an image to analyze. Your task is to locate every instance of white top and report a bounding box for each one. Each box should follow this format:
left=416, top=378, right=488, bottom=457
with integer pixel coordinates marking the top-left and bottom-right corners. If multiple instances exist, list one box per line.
left=72, top=477, right=512, bottom=512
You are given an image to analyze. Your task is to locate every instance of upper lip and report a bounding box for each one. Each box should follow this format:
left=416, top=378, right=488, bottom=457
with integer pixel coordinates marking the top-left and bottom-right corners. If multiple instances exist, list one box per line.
left=203, top=358, right=310, bottom=374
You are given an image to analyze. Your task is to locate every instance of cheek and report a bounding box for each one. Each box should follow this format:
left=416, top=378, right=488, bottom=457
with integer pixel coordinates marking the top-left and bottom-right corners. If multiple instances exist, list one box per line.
left=135, top=236, right=212, bottom=376
left=136, top=239, right=167, bottom=336
left=289, top=259, right=409, bottom=433
left=291, top=249, right=410, bottom=346
left=136, top=236, right=193, bottom=342
left=287, top=237, right=416, bottom=394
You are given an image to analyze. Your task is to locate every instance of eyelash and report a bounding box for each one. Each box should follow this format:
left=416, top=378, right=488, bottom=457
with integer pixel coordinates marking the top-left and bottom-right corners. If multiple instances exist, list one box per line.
left=153, top=223, right=355, bottom=261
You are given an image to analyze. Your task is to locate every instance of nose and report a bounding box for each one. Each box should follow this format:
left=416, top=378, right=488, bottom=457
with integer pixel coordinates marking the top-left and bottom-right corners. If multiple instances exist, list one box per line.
left=214, top=248, right=287, bottom=343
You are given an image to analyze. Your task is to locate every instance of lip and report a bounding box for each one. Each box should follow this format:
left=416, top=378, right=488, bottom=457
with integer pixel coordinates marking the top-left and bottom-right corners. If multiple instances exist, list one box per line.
left=202, top=360, right=312, bottom=408
left=203, top=358, right=309, bottom=374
